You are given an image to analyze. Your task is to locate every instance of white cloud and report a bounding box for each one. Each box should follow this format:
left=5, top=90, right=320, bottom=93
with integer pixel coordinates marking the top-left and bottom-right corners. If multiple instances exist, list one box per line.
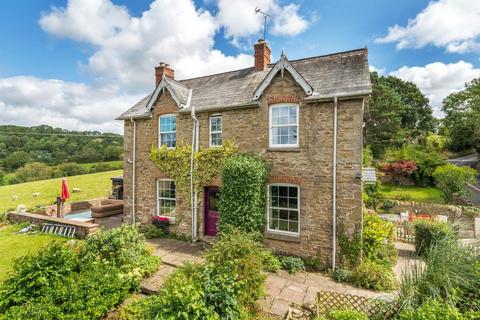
left=0, top=76, right=140, bottom=133
left=369, top=65, right=385, bottom=75
left=3, top=0, right=310, bottom=132
left=216, top=0, right=308, bottom=46
left=389, top=61, right=480, bottom=116
left=375, top=0, right=480, bottom=53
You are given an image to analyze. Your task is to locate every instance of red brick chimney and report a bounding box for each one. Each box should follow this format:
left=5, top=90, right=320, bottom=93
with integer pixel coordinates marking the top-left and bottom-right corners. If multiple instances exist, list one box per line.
left=155, top=62, right=174, bottom=86
left=254, top=39, right=271, bottom=71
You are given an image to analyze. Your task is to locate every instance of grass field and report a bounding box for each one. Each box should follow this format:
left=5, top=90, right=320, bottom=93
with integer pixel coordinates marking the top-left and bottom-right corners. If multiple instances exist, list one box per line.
left=0, top=170, right=123, bottom=213
left=78, top=160, right=123, bottom=170
left=379, top=183, right=444, bottom=204
left=0, top=224, right=67, bottom=282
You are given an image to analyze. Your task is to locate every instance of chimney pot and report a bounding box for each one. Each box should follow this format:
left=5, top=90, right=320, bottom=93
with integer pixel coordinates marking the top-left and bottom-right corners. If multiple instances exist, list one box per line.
left=155, top=62, right=175, bottom=86
left=254, top=40, right=271, bottom=71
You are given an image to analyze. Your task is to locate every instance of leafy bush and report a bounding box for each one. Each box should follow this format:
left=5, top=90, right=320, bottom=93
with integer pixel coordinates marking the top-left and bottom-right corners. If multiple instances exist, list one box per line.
left=13, top=162, right=54, bottom=183
left=55, top=162, right=87, bottom=176
left=316, top=309, right=369, bottom=320
left=120, top=227, right=270, bottom=320
left=304, top=255, right=323, bottom=271
left=0, top=225, right=160, bottom=319
left=363, top=182, right=382, bottom=209
left=398, top=299, right=464, bottom=320
left=426, top=134, right=447, bottom=153
left=219, top=154, right=268, bottom=234
left=397, top=233, right=480, bottom=314
left=89, top=162, right=114, bottom=173
left=385, top=144, right=446, bottom=186
left=381, top=199, right=395, bottom=211
left=433, top=164, right=477, bottom=203
left=414, top=220, right=457, bottom=257
left=362, top=212, right=397, bottom=267
left=278, top=256, right=306, bottom=274
left=331, top=268, right=351, bottom=283
left=350, top=259, right=397, bottom=291
left=380, top=160, right=418, bottom=184
left=141, top=223, right=166, bottom=239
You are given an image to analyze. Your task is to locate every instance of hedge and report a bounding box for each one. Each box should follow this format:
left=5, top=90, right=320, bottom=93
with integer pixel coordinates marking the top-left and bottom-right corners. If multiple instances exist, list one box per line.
left=218, top=154, right=268, bottom=233
left=414, top=220, right=457, bottom=257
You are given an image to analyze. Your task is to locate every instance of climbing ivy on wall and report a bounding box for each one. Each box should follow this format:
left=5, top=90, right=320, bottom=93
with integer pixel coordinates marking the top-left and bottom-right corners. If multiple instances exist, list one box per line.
left=150, top=140, right=238, bottom=208
left=219, top=154, right=269, bottom=234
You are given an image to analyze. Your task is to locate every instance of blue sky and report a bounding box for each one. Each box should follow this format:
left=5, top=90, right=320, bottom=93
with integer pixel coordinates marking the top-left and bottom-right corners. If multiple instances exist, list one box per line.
left=0, top=0, right=479, bottom=132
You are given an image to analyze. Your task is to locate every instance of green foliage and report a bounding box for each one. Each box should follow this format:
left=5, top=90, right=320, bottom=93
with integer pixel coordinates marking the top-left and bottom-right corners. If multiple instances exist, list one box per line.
left=330, top=268, right=351, bottom=283
left=385, top=144, right=446, bottom=186
left=433, top=164, right=477, bottom=203
left=219, top=154, right=268, bottom=233
left=316, top=309, right=369, bottom=320
left=120, top=227, right=270, bottom=320
left=397, top=232, right=480, bottom=314
left=350, top=259, right=397, bottom=291
left=278, top=256, right=306, bottom=274
left=363, top=182, right=382, bottom=209
left=442, top=78, right=480, bottom=152
left=365, top=73, right=435, bottom=158
left=362, top=146, right=373, bottom=167
left=81, top=224, right=160, bottom=276
left=0, top=224, right=160, bottom=319
left=399, top=299, right=464, bottom=320
left=55, top=162, right=87, bottom=176
left=11, top=162, right=55, bottom=183
left=141, top=223, right=166, bottom=239
left=414, top=220, right=457, bottom=258
left=150, top=140, right=237, bottom=209
left=426, top=134, right=447, bottom=153
left=362, top=212, right=397, bottom=267
left=0, top=125, right=123, bottom=173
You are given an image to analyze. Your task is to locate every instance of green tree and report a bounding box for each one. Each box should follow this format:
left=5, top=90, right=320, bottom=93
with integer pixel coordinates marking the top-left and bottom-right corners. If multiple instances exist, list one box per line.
left=433, top=164, right=477, bottom=203
left=442, top=78, right=480, bottom=152
left=14, top=162, right=55, bottom=183
left=365, top=73, right=435, bottom=158
left=104, top=145, right=123, bottom=161
left=3, top=151, right=31, bottom=171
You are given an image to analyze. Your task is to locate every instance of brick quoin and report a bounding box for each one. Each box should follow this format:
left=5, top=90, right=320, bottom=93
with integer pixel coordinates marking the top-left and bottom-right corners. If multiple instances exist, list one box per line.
left=267, top=95, right=299, bottom=105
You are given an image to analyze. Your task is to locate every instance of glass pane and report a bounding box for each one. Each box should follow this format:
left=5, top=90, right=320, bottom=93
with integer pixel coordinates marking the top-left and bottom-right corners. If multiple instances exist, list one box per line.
left=289, top=210, right=298, bottom=221
left=271, top=209, right=279, bottom=219
left=278, top=220, right=289, bottom=231
left=271, top=195, right=279, bottom=207
left=271, top=186, right=279, bottom=196
left=278, top=197, right=288, bottom=208
left=269, top=218, right=279, bottom=230
left=279, top=186, right=288, bottom=197
left=279, top=210, right=289, bottom=220
left=288, top=197, right=298, bottom=209
left=289, top=221, right=299, bottom=233
left=288, top=187, right=297, bottom=198
left=209, top=190, right=220, bottom=211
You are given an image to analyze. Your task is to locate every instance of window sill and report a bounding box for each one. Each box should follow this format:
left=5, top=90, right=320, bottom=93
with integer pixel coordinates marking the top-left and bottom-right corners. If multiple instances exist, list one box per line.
left=266, top=147, right=301, bottom=152
left=264, top=231, right=301, bottom=243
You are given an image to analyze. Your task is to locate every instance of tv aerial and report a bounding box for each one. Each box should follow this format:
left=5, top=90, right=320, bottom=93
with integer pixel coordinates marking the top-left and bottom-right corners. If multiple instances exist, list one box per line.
left=255, top=7, right=270, bottom=41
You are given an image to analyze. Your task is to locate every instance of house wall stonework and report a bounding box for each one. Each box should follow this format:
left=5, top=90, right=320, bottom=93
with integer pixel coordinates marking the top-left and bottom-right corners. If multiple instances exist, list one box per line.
left=122, top=71, right=364, bottom=263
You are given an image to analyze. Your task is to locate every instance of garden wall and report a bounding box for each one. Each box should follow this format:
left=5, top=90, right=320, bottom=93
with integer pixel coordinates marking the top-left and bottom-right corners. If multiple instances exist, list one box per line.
left=387, top=200, right=479, bottom=238
left=7, top=212, right=98, bottom=238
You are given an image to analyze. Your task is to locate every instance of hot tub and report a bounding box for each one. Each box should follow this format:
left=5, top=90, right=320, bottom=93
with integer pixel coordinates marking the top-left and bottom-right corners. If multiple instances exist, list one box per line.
left=64, top=210, right=94, bottom=223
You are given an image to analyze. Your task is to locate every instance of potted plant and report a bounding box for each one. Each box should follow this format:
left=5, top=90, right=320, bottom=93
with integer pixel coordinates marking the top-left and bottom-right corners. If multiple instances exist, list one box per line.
left=152, top=216, right=170, bottom=234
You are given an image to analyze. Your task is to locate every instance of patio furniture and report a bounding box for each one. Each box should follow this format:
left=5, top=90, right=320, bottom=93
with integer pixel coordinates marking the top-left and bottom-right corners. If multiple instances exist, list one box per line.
left=91, top=199, right=123, bottom=218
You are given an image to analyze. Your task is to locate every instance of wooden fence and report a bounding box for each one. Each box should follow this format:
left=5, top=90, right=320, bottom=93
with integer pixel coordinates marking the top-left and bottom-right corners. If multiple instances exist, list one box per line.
left=396, top=221, right=415, bottom=243
left=315, top=291, right=396, bottom=318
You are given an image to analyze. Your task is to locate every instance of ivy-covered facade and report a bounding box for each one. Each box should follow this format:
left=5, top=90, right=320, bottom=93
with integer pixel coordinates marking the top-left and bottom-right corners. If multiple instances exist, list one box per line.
left=117, top=41, right=371, bottom=262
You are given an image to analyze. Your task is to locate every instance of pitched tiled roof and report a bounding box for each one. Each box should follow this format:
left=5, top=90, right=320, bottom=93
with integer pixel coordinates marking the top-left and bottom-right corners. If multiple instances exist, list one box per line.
left=117, top=48, right=371, bottom=120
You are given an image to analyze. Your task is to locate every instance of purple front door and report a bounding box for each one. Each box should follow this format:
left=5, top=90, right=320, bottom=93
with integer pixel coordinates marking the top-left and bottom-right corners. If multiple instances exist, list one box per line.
left=204, top=187, right=220, bottom=236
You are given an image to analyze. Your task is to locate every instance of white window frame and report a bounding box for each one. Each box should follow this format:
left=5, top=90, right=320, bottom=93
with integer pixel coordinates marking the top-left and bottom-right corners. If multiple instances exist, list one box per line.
left=266, top=183, right=300, bottom=236
left=269, top=104, right=299, bottom=148
left=209, top=114, right=222, bottom=147
left=156, top=179, right=176, bottom=221
left=158, top=114, right=176, bottom=148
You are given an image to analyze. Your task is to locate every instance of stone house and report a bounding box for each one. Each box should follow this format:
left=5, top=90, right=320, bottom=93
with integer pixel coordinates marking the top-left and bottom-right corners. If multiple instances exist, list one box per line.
left=117, top=40, right=371, bottom=265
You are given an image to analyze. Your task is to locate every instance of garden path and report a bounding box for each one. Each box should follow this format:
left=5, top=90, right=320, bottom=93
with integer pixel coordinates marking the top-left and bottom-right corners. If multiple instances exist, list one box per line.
left=140, top=238, right=396, bottom=318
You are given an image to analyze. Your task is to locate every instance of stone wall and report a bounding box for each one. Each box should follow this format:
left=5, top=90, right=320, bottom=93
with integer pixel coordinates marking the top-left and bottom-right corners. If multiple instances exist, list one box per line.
left=387, top=200, right=479, bottom=238
left=122, top=71, right=364, bottom=262
left=7, top=212, right=98, bottom=238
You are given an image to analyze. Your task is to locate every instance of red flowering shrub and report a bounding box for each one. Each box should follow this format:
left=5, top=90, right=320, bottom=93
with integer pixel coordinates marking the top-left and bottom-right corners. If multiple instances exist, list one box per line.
left=152, top=216, right=170, bottom=232
left=381, top=160, right=417, bottom=185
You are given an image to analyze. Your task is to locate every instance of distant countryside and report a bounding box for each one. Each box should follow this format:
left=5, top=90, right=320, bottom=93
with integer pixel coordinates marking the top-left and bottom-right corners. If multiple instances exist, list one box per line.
left=0, top=125, right=123, bottom=186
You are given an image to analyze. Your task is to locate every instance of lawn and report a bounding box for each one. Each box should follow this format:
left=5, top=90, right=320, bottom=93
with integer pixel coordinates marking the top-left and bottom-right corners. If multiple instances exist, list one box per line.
left=0, top=224, right=67, bottom=282
left=78, top=160, right=123, bottom=170
left=0, top=170, right=123, bottom=213
left=379, top=183, right=444, bottom=204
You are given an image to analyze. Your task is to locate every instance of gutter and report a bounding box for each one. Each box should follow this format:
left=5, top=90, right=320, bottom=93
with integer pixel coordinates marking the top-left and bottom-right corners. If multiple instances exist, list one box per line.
left=130, top=117, right=136, bottom=224
left=303, top=90, right=371, bottom=103
left=179, top=101, right=260, bottom=114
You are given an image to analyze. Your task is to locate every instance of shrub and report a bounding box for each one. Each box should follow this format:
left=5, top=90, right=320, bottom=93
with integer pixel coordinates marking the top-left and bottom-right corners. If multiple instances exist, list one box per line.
left=0, top=225, right=160, bottom=319
left=55, top=162, right=87, bottom=176
left=380, top=160, right=418, bottom=185
left=89, top=162, right=113, bottom=173
left=304, top=255, right=323, bottom=272
left=381, top=199, right=395, bottom=211
left=398, top=299, right=464, bottom=320
left=414, top=220, right=457, bottom=257
left=350, top=259, right=397, bottom=291
left=385, top=144, right=446, bottom=186
left=433, top=164, right=477, bottom=203
left=363, top=182, right=382, bottom=209
left=426, top=134, right=447, bottom=153
left=362, top=212, right=397, bottom=267
left=219, top=154, right=268, bottom=234
left=315, top=309, right=368, bottom=320
left=141, top=223, right=166, bottom=239
left=331, top=268, right=351, bottom=283
left=278, top=256, right=306, bottom=274
left=13, top=162, right=54, bottom=183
